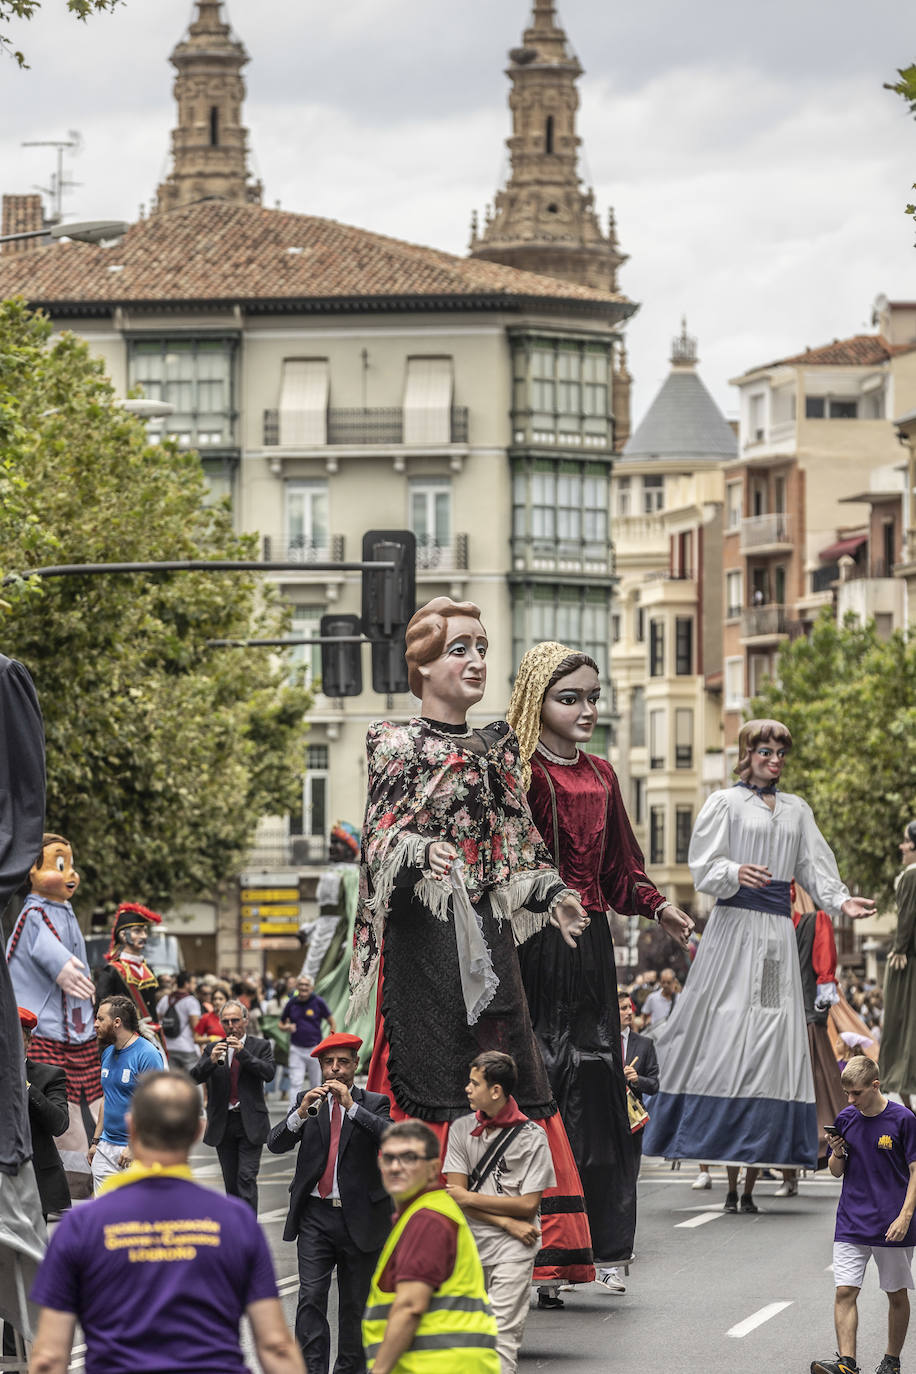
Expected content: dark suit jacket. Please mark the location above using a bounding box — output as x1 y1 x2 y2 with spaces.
268 1085 391 1253
25 1058 70 1216
190 1035 274 1146
624 1029 659 1101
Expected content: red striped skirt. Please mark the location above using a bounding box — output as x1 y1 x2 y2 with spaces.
29 1034 102 1104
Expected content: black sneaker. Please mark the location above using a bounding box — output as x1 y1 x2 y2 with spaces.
723 1191 738 1213
810 1356 859 1374
740 1194 759 1214
537 1289 564 1311
875 1357 901 1374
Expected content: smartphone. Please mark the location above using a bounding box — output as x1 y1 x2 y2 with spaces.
824 1123 846 1144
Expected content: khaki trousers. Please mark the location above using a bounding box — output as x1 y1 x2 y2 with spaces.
482 1257 536 1374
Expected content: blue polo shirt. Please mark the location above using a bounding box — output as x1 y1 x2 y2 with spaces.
100 1038 164 1145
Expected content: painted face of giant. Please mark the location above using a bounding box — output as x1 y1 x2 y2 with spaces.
539 664 600 756
30 841 80 903
122 924 149 954
418 615 488 711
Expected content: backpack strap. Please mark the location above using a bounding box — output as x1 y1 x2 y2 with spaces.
467 1122 527 1192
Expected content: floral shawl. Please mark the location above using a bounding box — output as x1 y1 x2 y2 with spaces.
348 717 575 1018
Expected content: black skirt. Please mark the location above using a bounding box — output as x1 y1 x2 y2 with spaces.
517 913 636 1263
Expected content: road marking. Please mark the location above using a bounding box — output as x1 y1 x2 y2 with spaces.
675 1210 722 1228
258 1206 289 1223
277 1273 299 1296
726 1301 793 1338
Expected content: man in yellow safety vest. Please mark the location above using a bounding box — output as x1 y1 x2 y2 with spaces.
363 1119 499 1374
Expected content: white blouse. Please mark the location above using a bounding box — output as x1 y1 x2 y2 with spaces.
688 786 851 917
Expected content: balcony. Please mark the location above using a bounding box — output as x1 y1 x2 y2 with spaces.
740 604 789 644
263 407 469 447
512 538 615 579
739 512 793 554
247 826 327 869
262 535 346 564
415 534 470 585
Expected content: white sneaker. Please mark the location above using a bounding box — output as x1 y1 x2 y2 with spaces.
691 1172 712 1190
596 1267 626 1293
773 1179 798 1197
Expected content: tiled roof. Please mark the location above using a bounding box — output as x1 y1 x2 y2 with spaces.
0 201 634 314
622 367 736 462
766 335 916 369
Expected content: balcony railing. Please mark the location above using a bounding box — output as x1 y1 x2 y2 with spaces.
416 534 469 573
262 535 346 564
739 513 793 551
811 564 839 593
263 407 469 446
247 827 327 868
513 537 615 576
741 604 788 638
843 559 893 581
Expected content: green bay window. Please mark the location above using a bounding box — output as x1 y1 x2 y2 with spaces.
129 336 237 451
511 335 612 449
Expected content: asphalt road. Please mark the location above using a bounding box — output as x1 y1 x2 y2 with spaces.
65 1097 904 1373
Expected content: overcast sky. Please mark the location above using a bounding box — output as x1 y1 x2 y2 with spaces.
2 0 915 423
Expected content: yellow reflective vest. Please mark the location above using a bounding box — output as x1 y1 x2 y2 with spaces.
363 1188 499 1373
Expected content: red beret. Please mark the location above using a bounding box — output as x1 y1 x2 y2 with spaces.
310 1031 363 1059
18 1007 38 1030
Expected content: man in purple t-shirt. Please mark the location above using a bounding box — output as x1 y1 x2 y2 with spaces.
811 1056 916 1374
28 1070 304 1374
279 973 335 1106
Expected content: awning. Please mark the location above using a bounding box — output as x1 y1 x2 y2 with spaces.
279 358 329 446
818 533 867 562
404 356 453 445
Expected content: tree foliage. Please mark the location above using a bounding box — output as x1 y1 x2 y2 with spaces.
1 0 119 66
886 64 916 223
752 612 916 907
0 298 311 912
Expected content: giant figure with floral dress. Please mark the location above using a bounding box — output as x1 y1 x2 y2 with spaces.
351 597 595 1285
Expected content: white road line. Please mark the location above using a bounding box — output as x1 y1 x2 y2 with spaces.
726 1301 793 1338
258 1206 290 1223
674 1211 723 1229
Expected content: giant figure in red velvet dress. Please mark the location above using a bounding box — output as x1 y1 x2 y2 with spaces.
508 642 693 1291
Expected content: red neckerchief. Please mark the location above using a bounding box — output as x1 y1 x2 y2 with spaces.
470 1095 528 1137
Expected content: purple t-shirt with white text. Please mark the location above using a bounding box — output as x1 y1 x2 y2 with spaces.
832 1100 916 1246
31 1177 277 1374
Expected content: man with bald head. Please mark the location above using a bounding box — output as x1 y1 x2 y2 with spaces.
642 968 680 1027
28 1070 303 1374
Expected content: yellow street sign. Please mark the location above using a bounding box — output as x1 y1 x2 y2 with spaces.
240 888 299 903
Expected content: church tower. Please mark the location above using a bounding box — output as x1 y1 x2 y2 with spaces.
154 0 262 214
469 0 626 295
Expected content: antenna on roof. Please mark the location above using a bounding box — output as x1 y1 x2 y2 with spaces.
22 130 81 223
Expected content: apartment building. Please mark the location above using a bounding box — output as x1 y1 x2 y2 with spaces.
611 324 735 909
723 330 916 753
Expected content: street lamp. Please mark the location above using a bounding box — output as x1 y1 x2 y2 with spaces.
0 219 129 247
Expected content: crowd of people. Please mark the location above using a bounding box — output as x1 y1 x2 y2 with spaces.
7 602 916 1374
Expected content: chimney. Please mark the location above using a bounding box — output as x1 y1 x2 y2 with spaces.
2 194 50 255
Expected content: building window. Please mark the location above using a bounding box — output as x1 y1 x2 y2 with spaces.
513 336 611 447
748 392 765 442
632 777 646 826
514 460 608 547
290 605 323 690
649 709 665 770
617 476 631 517
300 744 329 840
584 725 610 759
675 807 692 864
409 477 451 566
630 686 646 749
404 356 454 444
278 358 329 446
726 481 743 530
649 620 664 677
829 398 858 420
726 569 743 619
129 336 236 449
635 606 645 643
725 656 745 711
650 806 665 864
643 474 664 513
611 612 621 644
513 584 610 683
286 480 329 560
675 617 693 675
675 708 693 768
806 395 859 420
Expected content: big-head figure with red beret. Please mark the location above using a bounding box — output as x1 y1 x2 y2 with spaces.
94 903 165 1052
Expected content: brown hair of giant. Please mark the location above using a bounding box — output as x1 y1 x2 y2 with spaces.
380 1118 441 1159
130 1071 201 1152
840 1056 880 1090
34 833 70 869
404 597 484 699
734 719 793 781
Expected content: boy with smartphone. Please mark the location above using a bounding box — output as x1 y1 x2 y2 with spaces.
812 1056 916 1374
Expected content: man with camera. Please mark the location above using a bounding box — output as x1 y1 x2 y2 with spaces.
267 1031 391 1374
190 999 274 1212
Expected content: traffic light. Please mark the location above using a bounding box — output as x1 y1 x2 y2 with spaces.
362 531 416 695
319 614 363 698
